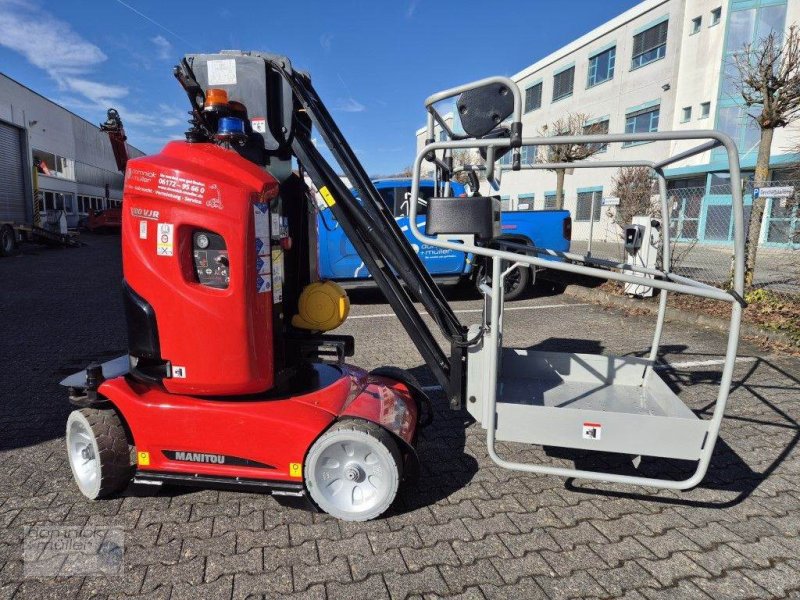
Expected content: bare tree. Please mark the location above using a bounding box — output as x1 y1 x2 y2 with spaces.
731 25 800 288
610 166 659 226
537 113 604 209
451 149 483 186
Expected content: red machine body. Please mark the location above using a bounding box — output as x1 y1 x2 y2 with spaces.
98 365 417 483
122 141 279 396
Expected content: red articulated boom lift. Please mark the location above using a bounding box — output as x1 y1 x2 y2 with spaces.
100 108 130 173
62 51 745 520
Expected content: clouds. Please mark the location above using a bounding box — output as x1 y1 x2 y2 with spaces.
320 33 334 53
334 98 366 113
151 35 172 60
0 0 185 149
406 0 419 19
0 0 106 78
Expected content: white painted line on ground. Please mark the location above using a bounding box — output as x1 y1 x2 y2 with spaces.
347 303 590 320
655 356 758 369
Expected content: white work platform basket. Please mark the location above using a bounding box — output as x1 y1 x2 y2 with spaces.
408 75 746 491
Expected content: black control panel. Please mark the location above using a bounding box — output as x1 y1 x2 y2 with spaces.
193 231 229 289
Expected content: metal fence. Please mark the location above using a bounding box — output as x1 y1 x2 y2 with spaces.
569 179 800 303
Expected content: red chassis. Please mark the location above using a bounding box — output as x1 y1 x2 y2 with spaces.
96 363 418 488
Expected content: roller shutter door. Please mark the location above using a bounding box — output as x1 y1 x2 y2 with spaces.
0 122 26 223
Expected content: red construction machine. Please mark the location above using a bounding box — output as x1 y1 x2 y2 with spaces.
61 51 745 520
61 52 443 521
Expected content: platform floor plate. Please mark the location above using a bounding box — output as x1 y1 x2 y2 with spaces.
490 350 708 461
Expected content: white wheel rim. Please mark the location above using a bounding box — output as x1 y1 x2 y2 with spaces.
309 433 396 518
67 416 100 496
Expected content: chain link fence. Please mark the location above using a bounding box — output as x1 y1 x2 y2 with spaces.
567 179 800 307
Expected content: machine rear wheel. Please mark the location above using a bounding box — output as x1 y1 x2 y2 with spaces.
305 420 402 521
66 408 132 500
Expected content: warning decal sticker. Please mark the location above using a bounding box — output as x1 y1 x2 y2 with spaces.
157 223 174 256
582 422 602 440
253 203 272 294
271 247 284 303
207 59 237 85
319 186 336 207
251 117 266 133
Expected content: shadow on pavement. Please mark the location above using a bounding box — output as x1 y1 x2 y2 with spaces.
556 346 800 509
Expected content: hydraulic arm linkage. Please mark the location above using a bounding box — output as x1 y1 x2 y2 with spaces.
277 67 471 407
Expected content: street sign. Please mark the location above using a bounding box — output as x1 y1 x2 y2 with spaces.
754 186 794 199
602 196 620 206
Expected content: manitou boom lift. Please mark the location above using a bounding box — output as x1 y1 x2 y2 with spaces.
61 51 745 520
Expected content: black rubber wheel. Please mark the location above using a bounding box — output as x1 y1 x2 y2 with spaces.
0 225 16 257
66 408 133 500
501 265 530 301
477 261 530 301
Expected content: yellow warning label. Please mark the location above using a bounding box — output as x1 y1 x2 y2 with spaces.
137 451 150 466
289 462 303 478
319 186 336 207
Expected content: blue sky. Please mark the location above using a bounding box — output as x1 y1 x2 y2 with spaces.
0 0 639 175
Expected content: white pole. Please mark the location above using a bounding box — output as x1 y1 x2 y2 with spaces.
587 195 596 257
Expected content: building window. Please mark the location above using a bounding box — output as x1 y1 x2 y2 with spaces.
587 47 616 87
438 130 447 142
524 82 542 113
517 194 534 210
690 17 702 35
552 66 574 101
520 145 535 164
624 105 660 146
576 190 602 222
681 106 692 122
710 7 721 27
32 149 75 180
717 105 760 154
631 20 668 69
700 102 711 118
544 192 557 209
583 118 609 153
723 4 784 54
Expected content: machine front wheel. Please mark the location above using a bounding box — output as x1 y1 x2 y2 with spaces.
305 420 402 521
66 408 132 500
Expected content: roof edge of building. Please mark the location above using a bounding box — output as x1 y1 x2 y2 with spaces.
0 71 146 156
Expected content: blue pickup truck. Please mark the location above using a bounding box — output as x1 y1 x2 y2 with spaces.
316 178 571 300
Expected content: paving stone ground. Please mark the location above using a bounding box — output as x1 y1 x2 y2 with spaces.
1 234 799 599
